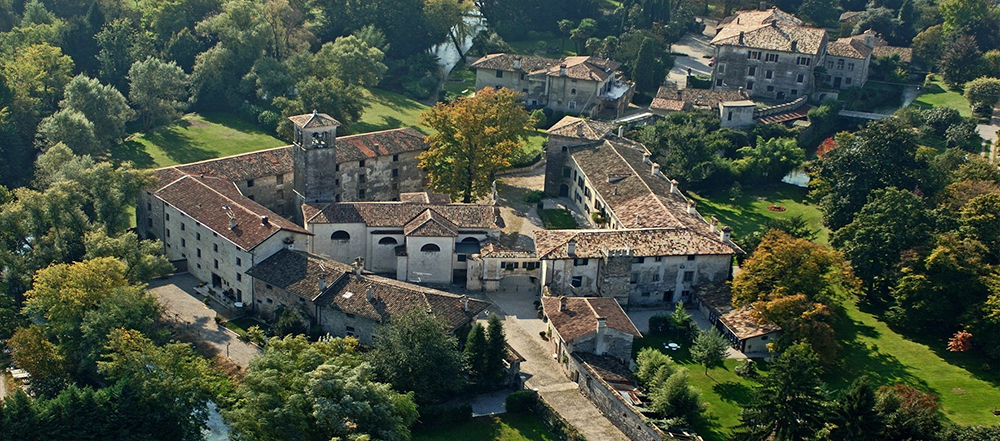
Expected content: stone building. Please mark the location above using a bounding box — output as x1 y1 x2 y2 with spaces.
823 32 874 89
301 192 504 285
465 241 539 292
470 53 635 118
246 249 490 345
542 296 641 366
709 8 828 101
650 85 749 116
691 282 781 356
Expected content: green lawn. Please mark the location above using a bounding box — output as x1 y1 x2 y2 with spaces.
414 414 558 441
539 209 578 229
112 113 286 169
443 66 477 100
353 88 431 135
687 184 828 245
223 316 268 337
911 75 973 118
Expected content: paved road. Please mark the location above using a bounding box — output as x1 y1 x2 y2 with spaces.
148 274 261 368
668 29 716 89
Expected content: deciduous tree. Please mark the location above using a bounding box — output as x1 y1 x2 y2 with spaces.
419 87 534 203
128 56 190 130
368 310 466 403
690 329 728 375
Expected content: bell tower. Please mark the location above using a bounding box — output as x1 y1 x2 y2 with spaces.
290 111 341 214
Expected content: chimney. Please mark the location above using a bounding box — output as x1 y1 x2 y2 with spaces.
366 284 375 302
618 125 624 137
559 296 568 312
643 153 651 164
567 240 576 255
791 40 797 52
318 277 327 293
353 257 364 275
514 56 522 70
651 163 660 176
676 89 683 100
759 1 766 10
710 216 719 233
559 64 567 76
669 179 679 194
596 316 607 354
596 316 607 333
687 200 698 215
261 215 270 227
460 295 469 312
721 226 732 243
739 31 744 45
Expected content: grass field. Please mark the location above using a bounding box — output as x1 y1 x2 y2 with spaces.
353 88 431 134
687 184 828 245
414 414 558 441
911 75 973 118
443 66 477 100
539 209 577 229
222 317 268 337
113 113 286 169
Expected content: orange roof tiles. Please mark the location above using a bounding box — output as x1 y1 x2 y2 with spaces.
542 296 641 342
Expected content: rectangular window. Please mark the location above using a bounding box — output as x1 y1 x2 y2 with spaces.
630 273 638 284
196 233 201 241
791 89 798 96
165 213 170 221
718 64 726 74
747 66 756 76
683 271 694 282
571 276 583 288
765 53 778 62
236 257 242 266
747 50 761 60
147 218 153 227
335 179 340 186
577 177 584 189
746 81 754 90
392 168 399 178
335 164 340 172
392 154 399 162
632 257 645 264
457 254 467 262
495 70 503 78
180 223 186 231
358 174 366 183
181 238 186 247
246 179 254 187
213 244 219 252
766 85 774 92
236 273 242 282
653 273 660 282
214 259 219 269
359 160 365 167
765 70 773 79
827 61 834 69
276 189 283 199
563 167 571 178
276 174 283 184
846 77 853 85
796 74 804 83
641 292 650 297
357 189 365 199
716 78 723 87
848 63 855 71
568 101 576 109
197 248 202 258
166 229 170 238
837 59 844 70
574 258 589 266
147 202 152 211
796 56 811 66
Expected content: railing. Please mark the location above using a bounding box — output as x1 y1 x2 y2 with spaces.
753 96 807 118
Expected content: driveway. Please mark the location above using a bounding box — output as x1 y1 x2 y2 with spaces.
148 274 261 368
667 30 716 89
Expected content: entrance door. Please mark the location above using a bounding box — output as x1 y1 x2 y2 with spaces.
833 77 842 88
776 91 786 100
558 184 569 197
211 273 222 288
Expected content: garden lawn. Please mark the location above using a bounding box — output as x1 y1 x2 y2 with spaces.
911 76 973 118
687 184 828 245
223 317 267 338
443 66 476 100
632 332 759 441
113 113 286 169
353 88 430 134
831 298 1000 426
539 209 577 229
414 414 558 441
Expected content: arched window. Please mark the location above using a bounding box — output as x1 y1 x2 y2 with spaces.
378 237 398 245
461 237 480 244
331 230 350 240
420 243 441 252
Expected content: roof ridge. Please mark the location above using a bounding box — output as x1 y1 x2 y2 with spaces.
159 144 291 172
606 141 681 227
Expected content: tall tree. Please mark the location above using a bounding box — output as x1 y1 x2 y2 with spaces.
418 87 534 203
314 35 387 87
483 314 507 388
733 342 827 441
128 56 190 130
632 37 662 93
58 75 133 149
828 377 883 441
226 335 418 441
35 111 102 156
939 34 982 86
690 329 728 375
734 137 805 185
368 310 466 403
464 322 487 381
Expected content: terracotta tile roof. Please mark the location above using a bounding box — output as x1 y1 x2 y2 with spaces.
534 228 734 259
694 282 781 340
650 98 688 112
546 116 616 140
153 146 293 186
840 11 863 23
655 86 749 110
872 46 912 63
826 37 872 59
476 240 535 259
542 296 641 342
246 249 489 331
155 175 310 250
755 104 812 124
288 111 341 128
712 9 826 55
470 53 559 73
305 201 504 230
400 192 451 204
403 209 459 237
335 127 427 163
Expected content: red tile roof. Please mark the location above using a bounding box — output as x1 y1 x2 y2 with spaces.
335 127 427 163
534 228 735 260
155 175 310 250
542 296 641 342
304 201 504 230
288 111 341 128
546 116 616 140
403 209 459 237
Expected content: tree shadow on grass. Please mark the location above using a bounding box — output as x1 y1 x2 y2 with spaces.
199 112 273 136
352 115 404 134
111 139 156 168
146 126 217 165
824 310 926 392
712 381 754 406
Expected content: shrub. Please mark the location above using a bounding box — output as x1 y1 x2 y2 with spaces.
506 390 537 413
416 403 473 428
649 313 671 334
923 107 962 136
734 359 759 379
524 190 544 204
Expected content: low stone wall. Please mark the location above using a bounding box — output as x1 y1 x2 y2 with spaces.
753 96 807 118
496 157 546 177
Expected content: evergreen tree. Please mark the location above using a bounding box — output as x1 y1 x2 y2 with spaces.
633 37 661 93
733 342 827 441
484 314 507 388
690 329 728 376
464 322 487 381
829 377 883 441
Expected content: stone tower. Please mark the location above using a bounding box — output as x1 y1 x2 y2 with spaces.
290 111 341 213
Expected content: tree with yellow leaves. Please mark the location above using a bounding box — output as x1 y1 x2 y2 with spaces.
419 87 534 203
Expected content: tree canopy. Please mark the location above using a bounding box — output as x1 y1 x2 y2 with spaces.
367 310 466 403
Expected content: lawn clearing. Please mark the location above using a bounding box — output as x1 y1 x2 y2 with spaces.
687 184 828 245
414 413 558 441
443 66 476 100
911 75 973 118
113 113 286 169
539 209 577 229
223 316 268 337
353 88 430 134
